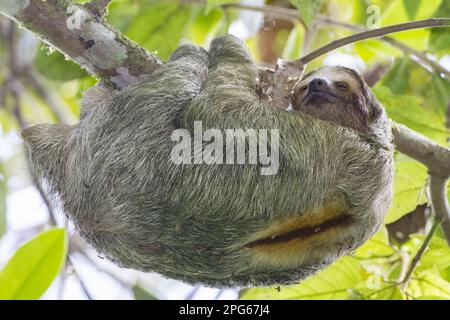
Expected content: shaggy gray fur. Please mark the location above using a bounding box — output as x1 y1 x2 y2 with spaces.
21 35 394 287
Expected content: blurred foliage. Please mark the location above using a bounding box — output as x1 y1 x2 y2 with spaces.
133 285 158 300
0 229 68 299
0 0 449 300
242 228 450 300
0 164 6 239
35 49 88 81
290 0 324 27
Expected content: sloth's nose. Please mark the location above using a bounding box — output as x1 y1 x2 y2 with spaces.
308 78 327 91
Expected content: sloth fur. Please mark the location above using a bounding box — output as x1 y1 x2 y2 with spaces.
21 35 394 287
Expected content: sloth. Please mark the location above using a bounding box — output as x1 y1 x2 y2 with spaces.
291 66 382 133
21 35 394 287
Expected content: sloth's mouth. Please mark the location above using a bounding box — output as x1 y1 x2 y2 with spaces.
244 199 353 251
303 90 340 103
245 214 353 248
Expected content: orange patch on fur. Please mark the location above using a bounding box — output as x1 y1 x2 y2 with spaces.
245 197 352 254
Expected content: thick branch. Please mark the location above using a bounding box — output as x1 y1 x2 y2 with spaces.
0 0 163 89
393 123 450 245
429 175 450 243
392 123 450 178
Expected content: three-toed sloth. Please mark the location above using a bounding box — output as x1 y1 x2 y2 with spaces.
22 35 394 287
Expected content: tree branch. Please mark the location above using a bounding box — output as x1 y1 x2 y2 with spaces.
401 218 441 288
429 175 450 242
298 18 450 64
0 0 163 89
391 123 450 178
212 2 450 79
84 0 111 19
393 123 450 245
316 17 450 79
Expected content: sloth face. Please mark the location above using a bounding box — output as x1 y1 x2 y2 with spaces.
292 66 381 133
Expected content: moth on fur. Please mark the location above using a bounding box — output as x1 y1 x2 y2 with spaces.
21 35 394 287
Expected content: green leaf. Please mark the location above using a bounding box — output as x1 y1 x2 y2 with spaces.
241 257 365 300
290 0 324 28
417 295 448 300
382 58 450 117
408 271 450 299
354 38 402 63
412 235 450 272
133 285 157 300
125 2 192 60
0 228 68 300
402 0 421 20
441 265 450 282
354 228 395 259
35 49 88 81
380 0 441 51
106 0 139 32
188 7 223 45
0 109 15 133
374 86 450 146
429 0 450 54
0 163 6 239
384 155 427 224
205 0 239 14
354 282 405 300
381 57 412 95
282 22 305 60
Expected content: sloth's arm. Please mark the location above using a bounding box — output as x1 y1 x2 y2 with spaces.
81 44 208 118
206 35 259 98
182 35 283 129
166 43 209 87
134 43 209 107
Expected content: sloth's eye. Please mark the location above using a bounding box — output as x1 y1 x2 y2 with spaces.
335 82 349 91
298 85 307 94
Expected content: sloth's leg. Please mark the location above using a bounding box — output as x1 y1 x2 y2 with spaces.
207 35 259 92
152 44 209 128
182 35 267 129
164 43 209 95
169 43 208 64
81 44 208 119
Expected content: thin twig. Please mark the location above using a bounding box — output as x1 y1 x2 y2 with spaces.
317 16 450 79
67 255 94 300
401 218 441 289
213 289 225 300
222 2 303 25
186 285 200 300
201 1 450 78
446 100 450 129
298 18 450 64
5 21 59 225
